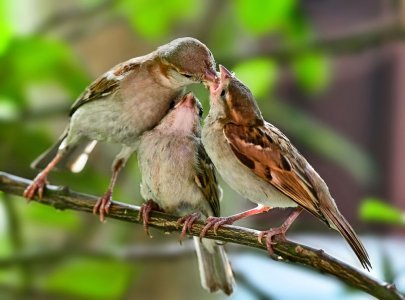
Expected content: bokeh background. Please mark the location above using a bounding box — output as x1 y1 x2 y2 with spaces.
1 0 405 299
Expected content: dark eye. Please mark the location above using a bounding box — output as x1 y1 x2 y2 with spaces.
220 90 226 97
181 73 192 78
198 107 203 118
169 100 176 109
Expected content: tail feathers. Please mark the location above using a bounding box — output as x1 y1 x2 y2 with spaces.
322 207 371 270
193 237 234 295
31 130 97 173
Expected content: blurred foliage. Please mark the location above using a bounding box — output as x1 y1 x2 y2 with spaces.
360 198 405 226
42 258 133 298
0 0 391 299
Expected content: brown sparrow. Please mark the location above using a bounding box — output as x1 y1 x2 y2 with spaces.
23 37 218 222
137 92 234 295
201 65 371 270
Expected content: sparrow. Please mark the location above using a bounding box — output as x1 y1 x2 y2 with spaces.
137 92 234 295
200 65 371 270
23 37 218 222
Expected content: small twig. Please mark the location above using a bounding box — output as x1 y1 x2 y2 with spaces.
219 24 405 65
0 171 403 300
35 0 117 35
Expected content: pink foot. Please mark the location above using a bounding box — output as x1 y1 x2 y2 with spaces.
176 212 201 244
200 216 236 237
138 200 160 237
258 227 287 256
93 189 112 222
23 174 48 200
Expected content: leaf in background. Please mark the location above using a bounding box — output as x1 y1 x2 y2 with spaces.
0 37 88 106
21 200 81 231
0 0 12 55
0 98 19 121
359 198 405 225
120 0 201 39
233 58 278 99
235 0 296 35
42 258 133 299
292 53 330 94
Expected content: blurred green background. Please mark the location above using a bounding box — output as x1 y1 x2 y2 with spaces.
1 0 404 299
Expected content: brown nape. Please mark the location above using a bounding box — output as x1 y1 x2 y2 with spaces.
227 78 264 126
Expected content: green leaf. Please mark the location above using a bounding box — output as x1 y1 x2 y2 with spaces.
359 198 405 225
120 0 201 38
233 58 278 98
292 53 330 94
0 0 12 55
235 0 296 35
0 98 19 121
0 37 88 106
42 259 133 299
22 201 81 231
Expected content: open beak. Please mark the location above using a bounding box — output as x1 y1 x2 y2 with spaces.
204 67 219 84
210 65 233 96
176 91 196 109
219 65 233 82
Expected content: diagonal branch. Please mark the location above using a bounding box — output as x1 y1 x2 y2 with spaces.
219 24 405 65
0 171 403 300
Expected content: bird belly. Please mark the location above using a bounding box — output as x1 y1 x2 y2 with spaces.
202 124 297 209
69 82 179 146
138 135 212 217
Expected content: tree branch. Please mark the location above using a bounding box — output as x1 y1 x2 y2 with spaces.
0 171 403 300
220 24 405 65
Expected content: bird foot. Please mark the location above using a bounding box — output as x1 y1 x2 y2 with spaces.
176 212 201 244
23 173 48 200
93 189 113 223
200 216 236 237
138 199 160 238
258 227 287 257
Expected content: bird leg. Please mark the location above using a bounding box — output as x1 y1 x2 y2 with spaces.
176 212 201 244
24 153 63 200
258 207 303 256
200 205 271 237
93 158 124 222
138 199 161 238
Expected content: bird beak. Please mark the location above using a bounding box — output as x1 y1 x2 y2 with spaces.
219 65 233 82
209 65 233 97
204 67 219 84
177 92 196 109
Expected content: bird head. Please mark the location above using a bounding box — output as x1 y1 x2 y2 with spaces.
157 92 203 135
158 37 217 86
208 65 263 126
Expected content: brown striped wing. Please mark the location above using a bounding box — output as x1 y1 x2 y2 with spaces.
223 122 322 218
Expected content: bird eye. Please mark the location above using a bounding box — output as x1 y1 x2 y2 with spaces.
198 107 203 118
181 73 192 78
169 100 176 109
220 90 226 97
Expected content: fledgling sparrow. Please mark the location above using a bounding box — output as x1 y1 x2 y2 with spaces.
23 37 218 222
201 65 371 270
137 92 234 295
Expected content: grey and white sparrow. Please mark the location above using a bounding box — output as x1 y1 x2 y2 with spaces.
201 65 371 270
137 92 234 295
23 37 218 222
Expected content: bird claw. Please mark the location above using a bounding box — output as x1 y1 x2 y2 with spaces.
259 227 287 257
93 189 113 223
138 200 160 238
23 174 48 200
176 212 200 244
200 216 235 238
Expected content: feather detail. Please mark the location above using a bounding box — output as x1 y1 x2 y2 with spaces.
223 122 371 269
195 144 221 217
